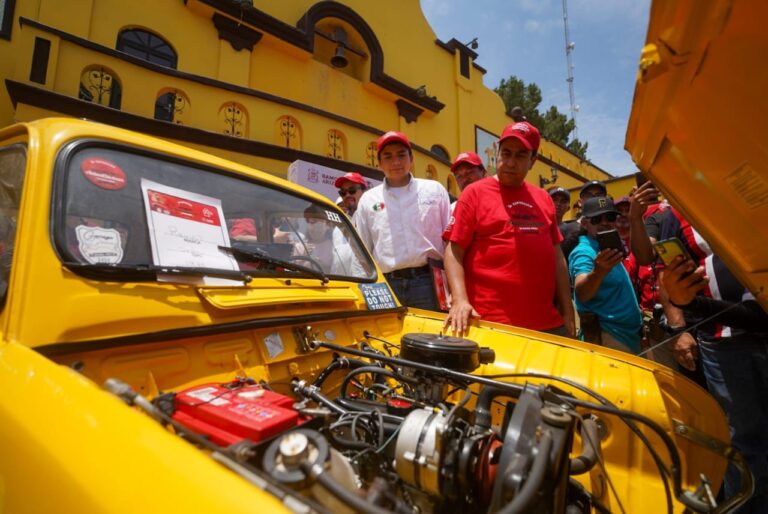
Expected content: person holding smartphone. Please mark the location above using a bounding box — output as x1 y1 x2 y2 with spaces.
568 197 643 353
632 202 768 510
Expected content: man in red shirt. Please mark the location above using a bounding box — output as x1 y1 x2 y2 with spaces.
442 121 575 337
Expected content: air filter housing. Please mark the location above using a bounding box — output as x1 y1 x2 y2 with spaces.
399 333 495 372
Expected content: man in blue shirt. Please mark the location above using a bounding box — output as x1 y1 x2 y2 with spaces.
569 197 643 353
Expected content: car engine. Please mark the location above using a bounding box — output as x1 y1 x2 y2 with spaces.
104 332 750 514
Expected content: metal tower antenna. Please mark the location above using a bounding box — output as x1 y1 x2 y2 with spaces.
562 0 579 140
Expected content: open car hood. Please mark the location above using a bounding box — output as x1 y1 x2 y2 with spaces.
625 0 768 309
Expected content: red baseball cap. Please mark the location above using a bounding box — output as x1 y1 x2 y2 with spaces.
334 172 367 189
499 121 541 154
450 151 484 173
376 131 412 152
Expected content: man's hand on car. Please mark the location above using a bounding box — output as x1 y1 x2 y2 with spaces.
443 298 480 336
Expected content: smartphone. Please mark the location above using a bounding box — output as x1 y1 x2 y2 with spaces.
653 237 692 266
596 229 625 256
635 172 649 188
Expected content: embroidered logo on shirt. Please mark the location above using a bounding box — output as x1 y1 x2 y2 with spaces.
372 202 386 211
506 201 534 209
506 200 546 233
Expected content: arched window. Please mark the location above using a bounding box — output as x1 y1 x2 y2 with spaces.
219 102 248 138
154 88 189 124
327 129 346 160
425 164 437 180
365 141 377 167
431 144 450 162
79 66 122 109
275 115 301 149
117 28 177 69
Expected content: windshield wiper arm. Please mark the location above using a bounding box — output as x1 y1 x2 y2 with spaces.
218 245 328 284
64 262 253 284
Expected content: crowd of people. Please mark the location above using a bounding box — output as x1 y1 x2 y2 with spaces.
335 119 766 512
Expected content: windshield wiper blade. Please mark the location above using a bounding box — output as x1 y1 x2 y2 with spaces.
64 262 253 284
218 245 328 284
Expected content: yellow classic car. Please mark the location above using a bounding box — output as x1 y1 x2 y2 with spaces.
0 116 748 514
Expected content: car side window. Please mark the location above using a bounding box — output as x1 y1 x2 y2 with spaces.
0 145 27 306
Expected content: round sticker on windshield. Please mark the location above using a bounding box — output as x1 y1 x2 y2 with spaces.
81 158 126 190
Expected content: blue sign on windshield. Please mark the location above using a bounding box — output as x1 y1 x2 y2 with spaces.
359 283 397 310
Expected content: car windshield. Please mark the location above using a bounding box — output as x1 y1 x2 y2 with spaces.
54 143 375 282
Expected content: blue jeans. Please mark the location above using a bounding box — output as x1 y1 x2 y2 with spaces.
387 273 439 311
699 337 768 513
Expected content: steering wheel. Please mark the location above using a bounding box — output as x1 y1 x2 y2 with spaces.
287 254 325 273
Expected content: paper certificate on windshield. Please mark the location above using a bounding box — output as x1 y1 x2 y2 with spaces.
141 179 238 270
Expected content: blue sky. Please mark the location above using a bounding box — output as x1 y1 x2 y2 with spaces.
421 0 651 176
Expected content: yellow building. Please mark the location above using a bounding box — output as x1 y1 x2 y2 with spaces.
0 0 611 195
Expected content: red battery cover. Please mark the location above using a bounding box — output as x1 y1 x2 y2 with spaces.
172 382 301 446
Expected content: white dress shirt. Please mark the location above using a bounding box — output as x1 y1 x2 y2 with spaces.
353 175 450 273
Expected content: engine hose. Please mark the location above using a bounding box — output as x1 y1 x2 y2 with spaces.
339 366 419 399
569 417 600 475
301 461 396 514
313 357 371 388
292 380 348 416
326 427 373 451
496 431 553 514
474 385 516 431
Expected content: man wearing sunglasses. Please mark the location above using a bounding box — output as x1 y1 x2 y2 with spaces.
334 172 368 216
450 152 486 195
568 196 643 354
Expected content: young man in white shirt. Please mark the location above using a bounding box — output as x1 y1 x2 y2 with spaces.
353 131 450 310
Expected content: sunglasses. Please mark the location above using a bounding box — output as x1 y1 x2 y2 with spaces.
588 213 618 225
338 186 362 197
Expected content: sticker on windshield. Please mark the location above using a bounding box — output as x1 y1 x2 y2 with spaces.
75 225 124 264
141 179 238 271
359 283 397 310
264 332 284 359
325 210 342 224
81 158 127 190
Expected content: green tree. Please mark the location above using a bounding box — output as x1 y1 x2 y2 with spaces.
494 76 588 159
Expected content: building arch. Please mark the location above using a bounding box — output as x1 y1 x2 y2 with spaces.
218 102 248 138
297 2 442 113
116 27 177 68
275 115 302 149
79 65 122 109
154 88 189 124
430 144 450 162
